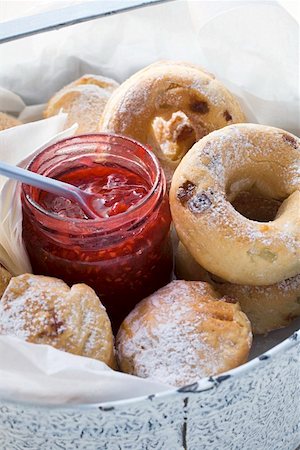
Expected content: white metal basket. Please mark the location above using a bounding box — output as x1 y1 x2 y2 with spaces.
0 2 299 449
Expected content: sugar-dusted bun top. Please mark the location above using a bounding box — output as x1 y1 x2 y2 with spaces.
100 60 246 183
0 274 116 368
117 280 252 387
170 123 300 285
44 73 119 135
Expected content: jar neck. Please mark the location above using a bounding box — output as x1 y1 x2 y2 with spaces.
22 134 167 241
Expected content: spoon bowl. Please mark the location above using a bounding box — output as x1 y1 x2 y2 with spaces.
0 161 107 219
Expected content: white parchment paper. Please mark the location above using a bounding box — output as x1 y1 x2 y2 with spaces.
0 114 76 275
0 0 299 404
0 335 172 405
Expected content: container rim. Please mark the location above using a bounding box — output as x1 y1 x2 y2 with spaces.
1 328 299 411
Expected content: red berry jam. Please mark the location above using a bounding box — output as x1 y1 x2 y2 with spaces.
22 134 172 331
39 166 150 219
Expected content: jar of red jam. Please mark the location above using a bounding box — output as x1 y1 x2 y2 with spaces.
22 134 172 330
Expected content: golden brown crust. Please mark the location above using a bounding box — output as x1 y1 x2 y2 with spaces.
176 242 300 335
100 60 246 183
116 280 252 387
0 265 12 298
69 74 119 92
44 74 119 135
0 112 22 131
0 274 116 367
218 277 300 335
170 123 300 285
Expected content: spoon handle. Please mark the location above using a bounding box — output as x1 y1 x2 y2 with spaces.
0 161 73 197
0 161 97 219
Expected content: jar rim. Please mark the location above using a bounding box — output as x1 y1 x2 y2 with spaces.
23 133 165 231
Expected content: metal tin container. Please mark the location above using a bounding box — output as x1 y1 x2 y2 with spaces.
0 2 299 449
0 331 299 449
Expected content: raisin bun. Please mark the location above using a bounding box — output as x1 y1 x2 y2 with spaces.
44 74 119 134
0 274 116 367
116 280 252 387
176 241 300 335
100 61 246 185
170 124 300 286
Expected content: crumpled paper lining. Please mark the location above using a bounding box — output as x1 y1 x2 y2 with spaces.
0 335 172 405
0 0 298 134
0 0 298 404
0 114 77 275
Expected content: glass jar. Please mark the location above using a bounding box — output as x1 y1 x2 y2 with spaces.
22 134 172 330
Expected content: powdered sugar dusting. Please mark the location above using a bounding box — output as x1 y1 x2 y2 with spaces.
0 274 69 341
117 280 252 387
195 125 300 190
179 124 300 259
198 190 298 254
45 74 119 135
59 85 111 134
277 274 300 292
0 274 114 366
101 61 245 165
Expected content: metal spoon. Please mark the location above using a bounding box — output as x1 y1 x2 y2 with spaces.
0 161 108 219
